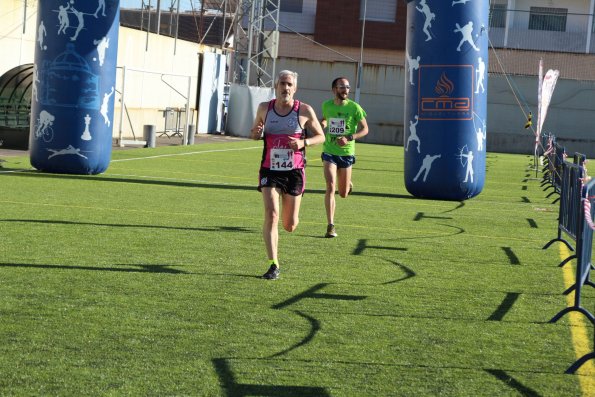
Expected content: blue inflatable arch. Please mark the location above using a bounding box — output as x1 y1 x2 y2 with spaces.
30 0 120 174
404 0 488 200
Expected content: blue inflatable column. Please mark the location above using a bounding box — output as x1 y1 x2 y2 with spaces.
404 0 488 200
30 0 120 174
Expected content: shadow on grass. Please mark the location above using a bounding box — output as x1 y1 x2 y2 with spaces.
2 170 257 191
212 358 330 397
268 311 320 358
501 247 521 265
485 369 542 397
413 201 466 220
1 171 416 200
441 201 465 213
0 262 188 274
0 219 254 234
487 292 521 321
212 358 547 397
413 212 453 221
272 283 366 310
381 259 416 285
352 239 407 256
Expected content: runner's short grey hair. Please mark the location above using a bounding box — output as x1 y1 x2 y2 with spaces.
275 70 298 86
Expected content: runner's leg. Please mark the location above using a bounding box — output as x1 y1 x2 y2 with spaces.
323 160 337 225
262 187 280 262
281 192 302 232
337 165 353 198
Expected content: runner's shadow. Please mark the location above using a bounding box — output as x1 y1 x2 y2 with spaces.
0 171 256 192
0 219 254 234
0 262 188 274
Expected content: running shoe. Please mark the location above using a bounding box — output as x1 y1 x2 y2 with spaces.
262 264 280 280
349 181 353 194
325 224 338 238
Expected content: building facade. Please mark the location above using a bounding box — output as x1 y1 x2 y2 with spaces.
252 0 595 156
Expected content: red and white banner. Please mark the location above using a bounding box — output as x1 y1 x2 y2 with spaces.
584 197 595 230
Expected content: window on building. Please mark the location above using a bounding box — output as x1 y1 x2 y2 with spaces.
360 0 397 23
266 0 303 13
529 7 567 32
489 4 507 28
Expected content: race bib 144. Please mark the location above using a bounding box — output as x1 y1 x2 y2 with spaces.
270 148 294 171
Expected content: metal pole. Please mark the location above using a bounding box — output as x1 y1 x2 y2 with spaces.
355 0 367 103
199 1 204 43
141 1 145 30
174 0 180 55
503 0 511 47
222 0 227 49
184 75 191 145
246 1 257 86
169 1 174 35
257 0 266 86
118 66 127 146
146 0 152 51
156 0 161 35
586 0 595 53
22 0 27 34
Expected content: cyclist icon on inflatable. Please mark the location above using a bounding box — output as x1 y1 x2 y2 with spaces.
34 110 55 142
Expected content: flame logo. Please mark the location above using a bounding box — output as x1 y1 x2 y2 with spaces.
434 72 454 97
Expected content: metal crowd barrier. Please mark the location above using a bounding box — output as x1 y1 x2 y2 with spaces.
542 154 586 266
556 178 595 374
540 133 554 179
542 142 566 203
539 134 594 374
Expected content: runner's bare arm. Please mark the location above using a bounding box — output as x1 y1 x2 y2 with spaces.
289 103 325 150
250 102 268 140
353 117 369 140
301 103 325 146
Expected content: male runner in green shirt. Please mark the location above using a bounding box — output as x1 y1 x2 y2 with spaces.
321 77 369 238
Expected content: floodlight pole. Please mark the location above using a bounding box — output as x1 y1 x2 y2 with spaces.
156 0 161 35
22 0 27 33
355 0 367 103
118 66 127 146
145 0 152 51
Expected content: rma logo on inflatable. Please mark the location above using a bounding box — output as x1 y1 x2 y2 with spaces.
418 65 473 121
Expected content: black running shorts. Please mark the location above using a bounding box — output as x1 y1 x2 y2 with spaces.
258 168 305 196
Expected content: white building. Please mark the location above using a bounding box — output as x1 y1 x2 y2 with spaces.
2 0 595 155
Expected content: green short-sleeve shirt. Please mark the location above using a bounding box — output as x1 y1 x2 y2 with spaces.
321 99 367 156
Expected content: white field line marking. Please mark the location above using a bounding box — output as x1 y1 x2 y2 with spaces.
0 169 32 173
111 146 261 162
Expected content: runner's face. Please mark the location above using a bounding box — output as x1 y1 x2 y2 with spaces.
334 79 350 101
276 75 296 103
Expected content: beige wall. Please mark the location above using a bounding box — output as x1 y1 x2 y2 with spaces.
272 56 595 157
0 0 37 77
0 2 212 142
114 27 203 141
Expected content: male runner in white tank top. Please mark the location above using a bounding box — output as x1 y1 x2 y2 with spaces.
250 70 325 279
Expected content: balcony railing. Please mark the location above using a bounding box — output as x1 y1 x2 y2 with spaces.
488 8 595 54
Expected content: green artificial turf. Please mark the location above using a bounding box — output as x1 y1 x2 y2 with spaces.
0 140 592 396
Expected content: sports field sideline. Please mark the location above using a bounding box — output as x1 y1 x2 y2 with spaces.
0 138 593 396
